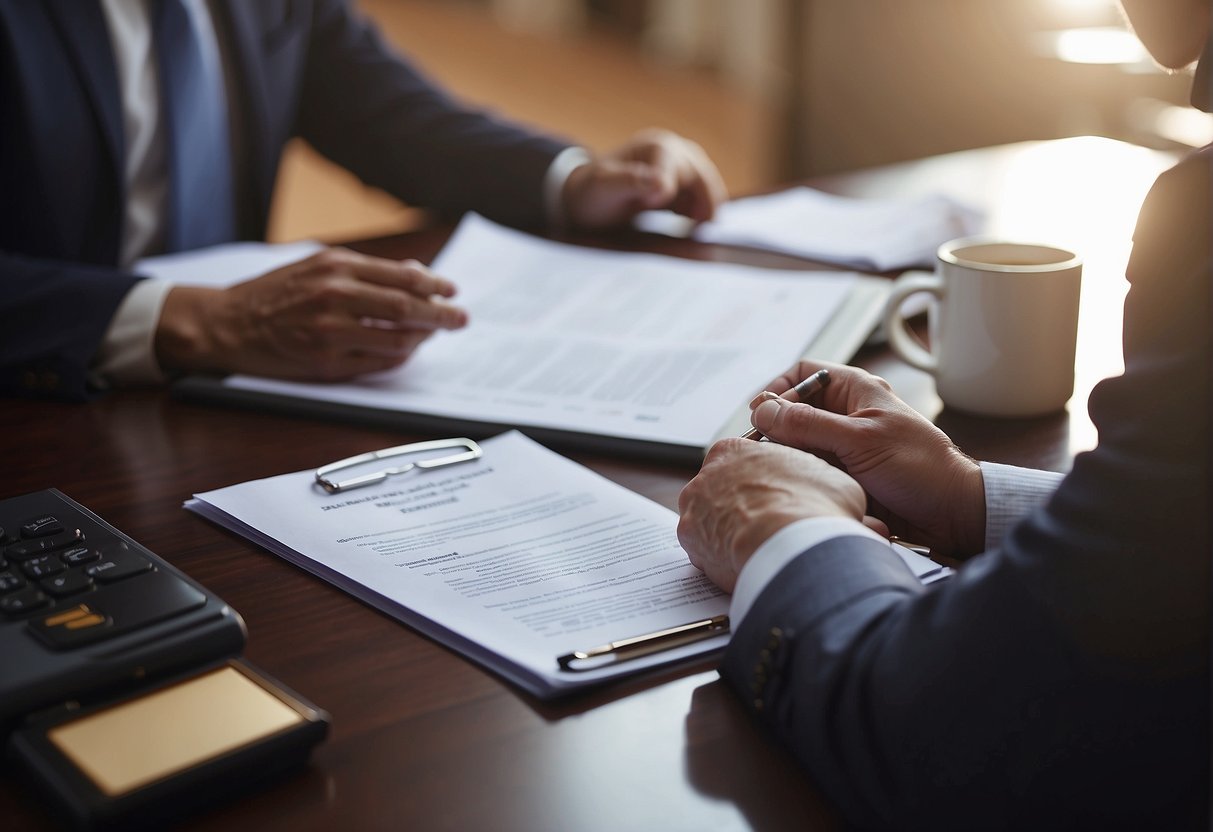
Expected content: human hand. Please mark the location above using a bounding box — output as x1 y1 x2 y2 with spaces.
561 128 727 230
678 438 867 593
155 249 467 381
749 360 986 557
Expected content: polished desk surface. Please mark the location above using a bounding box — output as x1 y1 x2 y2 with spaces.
2 138 1177 831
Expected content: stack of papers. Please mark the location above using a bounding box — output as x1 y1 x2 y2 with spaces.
637 187 984 271
166 215 891 461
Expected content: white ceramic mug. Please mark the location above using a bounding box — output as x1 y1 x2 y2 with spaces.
882 238 1082 417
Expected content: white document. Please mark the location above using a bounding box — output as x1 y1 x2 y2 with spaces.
636 187 983 272
187 431 730 697
216 214 866 451
186 431 946 697
135 240 324 287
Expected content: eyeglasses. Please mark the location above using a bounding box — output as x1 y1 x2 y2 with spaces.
314 438 483 494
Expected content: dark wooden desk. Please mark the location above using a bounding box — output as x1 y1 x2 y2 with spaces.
1 138 1176 831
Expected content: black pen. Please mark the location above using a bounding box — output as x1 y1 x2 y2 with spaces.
741 368 831 440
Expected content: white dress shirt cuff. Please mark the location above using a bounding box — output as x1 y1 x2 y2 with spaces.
544 146 592 229
979 461 1064 551
91 278 174 387
730 517 888 625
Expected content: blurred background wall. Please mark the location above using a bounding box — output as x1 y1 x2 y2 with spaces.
267 0 1203 243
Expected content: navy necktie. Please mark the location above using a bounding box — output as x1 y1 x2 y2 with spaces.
153 0 235 251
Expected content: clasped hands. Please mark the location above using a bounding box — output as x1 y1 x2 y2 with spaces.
678 361 988 593
154 129 726 381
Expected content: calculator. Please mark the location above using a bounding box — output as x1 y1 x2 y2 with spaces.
0 489 245 732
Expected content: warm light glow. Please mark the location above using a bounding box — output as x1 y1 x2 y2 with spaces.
1048 27 1148 65
984 138 1178 454
990 137 1168 254
1153 107 1213 147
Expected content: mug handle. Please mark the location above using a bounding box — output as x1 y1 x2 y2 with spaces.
883 270 942 373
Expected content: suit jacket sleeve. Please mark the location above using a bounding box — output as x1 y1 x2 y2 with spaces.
293 0 570 228
721 150 1212 831
0 251 141 399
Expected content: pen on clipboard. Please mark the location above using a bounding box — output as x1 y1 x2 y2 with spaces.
741 368 831 440
557 614 730 672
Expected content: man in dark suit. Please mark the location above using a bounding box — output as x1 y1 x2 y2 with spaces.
677 1 1211 828
0 0 725 399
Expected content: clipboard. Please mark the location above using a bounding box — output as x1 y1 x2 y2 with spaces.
186 431 736 699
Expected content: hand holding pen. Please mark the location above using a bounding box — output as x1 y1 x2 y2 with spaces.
733 360 986 557
741 368 830 440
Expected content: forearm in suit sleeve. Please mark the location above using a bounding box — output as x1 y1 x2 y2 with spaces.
719 152 1211 830
295 0 570 229
723 527 1207 830
0 251 142 399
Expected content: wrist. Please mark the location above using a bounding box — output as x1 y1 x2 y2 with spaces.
948 455 987 557
731 502 857 576
547 146 593 230
155 286 226 374
730 512 798 576
559 161 595 229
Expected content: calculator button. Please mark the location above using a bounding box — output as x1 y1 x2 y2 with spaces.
29 571 206 649
41 570 95 598
86 550 153 584
23 555 66 580
60 546 101 567
1 588 49 617
29 603 109 641
7 529 83 561
0 570 26 593
21 515 64 538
